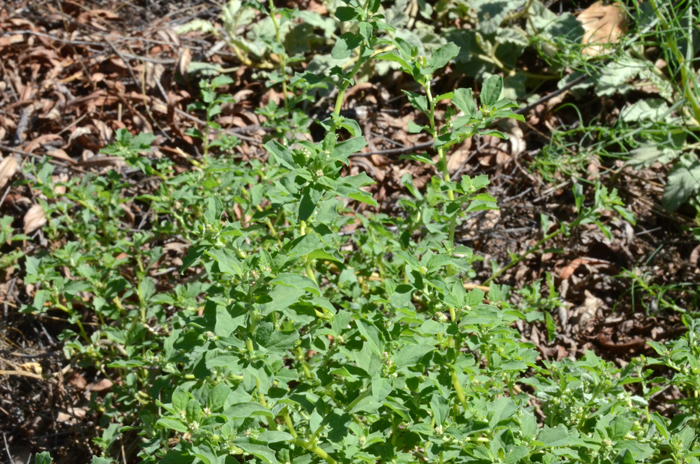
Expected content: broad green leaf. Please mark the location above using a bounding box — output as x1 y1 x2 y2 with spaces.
430 395 449 425
537 424 570 447
257 431 294 443
207 248 243 277
394 344 433 368
663 153 700 211
480 75 503 107
156 417 189 433
453 88 477 117
272 273 320 296
332 32 363 60
208 383 230 412
427 43 460 74
225 403 273 419
402 90 429 113
356 320 383 356
172 388 189 412
333 137 367 158
348 191 377 207
210 75 234 89
233 440 278 464
335 6 358 21
264 140 295 169
35 452 53 464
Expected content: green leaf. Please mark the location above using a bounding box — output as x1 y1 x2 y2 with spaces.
613 450 635 464
257 431 294 443
90 458 114 464
453 88 477 117
663 153 700 211
35 452 53 464
208 383 230 411
356 320 383 356
480 75 503 107
130 132 155 151
430 395 449 425
332 32 363 60
272 273 320 296
538 424 570 447
399 153 433 164
348 191 377 207
335 6 359 21
210 75 234 89
225 403 274 419
427 43 460 74
394 344 433 368
233 440 278 464
157 417 189 433
402 90 429 113
333 137 367 159
407 120 426 133
172 388 189 412
264 140 296 169
207 248 243 277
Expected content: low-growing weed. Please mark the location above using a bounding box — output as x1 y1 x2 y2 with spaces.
8 2 700 464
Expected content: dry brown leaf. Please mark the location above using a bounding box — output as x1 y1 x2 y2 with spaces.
93 119 114 144
178 48 192 81
577 1 627 56
0 156 19 190
89 378 113 393
67 126 93 145
559 257 611 280
690 244 700 267
24 204 47 235
23 133 63 154
575 290 603 327
45 149 75 163
53 173 69 195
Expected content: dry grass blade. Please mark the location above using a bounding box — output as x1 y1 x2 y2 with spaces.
23 204 47 235
577 1 627 56
0 156 19 190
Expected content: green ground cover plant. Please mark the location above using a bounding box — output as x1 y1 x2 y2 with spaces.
7 1 700 464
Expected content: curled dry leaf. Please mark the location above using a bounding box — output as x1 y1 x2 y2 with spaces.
24 203 47 235
0 156 19 189
577 1 627 56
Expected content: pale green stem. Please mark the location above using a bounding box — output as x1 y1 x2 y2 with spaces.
293 439 337 464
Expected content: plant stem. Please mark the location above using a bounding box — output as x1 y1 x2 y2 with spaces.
451 369 468 410
293 439 337 464
282 409 298 438
332 46 366 131
268 0 289 112
425 81 457 258
346 389 371 411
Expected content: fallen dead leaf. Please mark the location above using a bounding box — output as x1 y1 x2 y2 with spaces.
45 149 75 164
0 156 19 189
577 1 627 56
24 203 47 235
574 290 603 327
89 378 113 393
